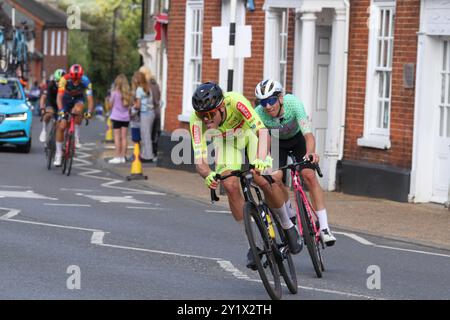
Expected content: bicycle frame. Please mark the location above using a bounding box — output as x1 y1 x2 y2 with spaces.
212 170 277 240
289 168 321 242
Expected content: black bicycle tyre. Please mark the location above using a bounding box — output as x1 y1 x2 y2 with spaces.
272 210 298 294
296 194 323 278
46 124 56 170
66 134 75 176
243 202 282 300
61 134 69 174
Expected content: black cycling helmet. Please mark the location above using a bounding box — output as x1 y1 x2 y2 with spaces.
192 82 224 112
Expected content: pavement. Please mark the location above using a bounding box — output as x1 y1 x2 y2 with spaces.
95 142 450 251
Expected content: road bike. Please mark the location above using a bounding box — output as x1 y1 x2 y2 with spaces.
211 167 297 300
61 112 88 176
8 23 29 77
41 111 57 170
0 26 9 72
279 153 325 278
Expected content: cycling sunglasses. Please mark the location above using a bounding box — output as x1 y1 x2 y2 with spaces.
260 96 279 108
195 107 219 121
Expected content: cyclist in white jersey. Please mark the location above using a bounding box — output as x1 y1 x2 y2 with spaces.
254 79 336 246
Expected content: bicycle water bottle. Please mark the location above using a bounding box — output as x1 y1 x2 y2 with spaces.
261 207 276 239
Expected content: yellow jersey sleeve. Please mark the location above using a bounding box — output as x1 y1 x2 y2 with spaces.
189 113 208 161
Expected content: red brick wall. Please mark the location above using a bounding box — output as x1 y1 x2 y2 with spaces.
285 8 296 94
344 0 420 169
201 0 221 84
165 0 186 132
165 0 268 132
42 28 68 80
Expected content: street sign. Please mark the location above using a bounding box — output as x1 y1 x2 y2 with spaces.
211 25 252 59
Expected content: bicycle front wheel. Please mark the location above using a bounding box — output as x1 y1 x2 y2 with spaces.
46 124 56 170
243 202 282 300
296 194 323 278
273 212 298 294
66 134 75 176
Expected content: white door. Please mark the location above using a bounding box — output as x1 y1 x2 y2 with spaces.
312 26 331 189
432 40 450 203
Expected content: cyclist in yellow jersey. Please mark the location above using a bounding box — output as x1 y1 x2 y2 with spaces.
190 82 302 269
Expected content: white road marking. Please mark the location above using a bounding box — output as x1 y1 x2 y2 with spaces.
91 231 106 245
44 203 91 207
334 231 450 258
81 195 147 204
61 188 94 192
334 231 375 246
0 190 57 200
0 208 20 219
205 210 232 214
374 245 450 258
3 217 101 232
126 207 168 210
217 260 251 280
0 185 32 189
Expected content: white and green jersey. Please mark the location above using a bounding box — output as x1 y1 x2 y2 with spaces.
255 94 312 140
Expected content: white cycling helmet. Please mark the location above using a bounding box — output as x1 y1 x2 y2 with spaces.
255 79 283 100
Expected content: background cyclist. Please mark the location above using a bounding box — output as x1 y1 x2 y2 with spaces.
39 68 65 143
254 79 336 246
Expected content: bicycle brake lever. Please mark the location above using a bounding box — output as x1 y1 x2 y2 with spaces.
316 164 323 178
210 174 221 203
211 188 219 203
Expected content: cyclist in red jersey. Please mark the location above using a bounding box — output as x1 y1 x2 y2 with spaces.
54 64 94 166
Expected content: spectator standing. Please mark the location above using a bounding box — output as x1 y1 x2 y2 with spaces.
131 71 154 162
139 66 161 159
108 74 132 164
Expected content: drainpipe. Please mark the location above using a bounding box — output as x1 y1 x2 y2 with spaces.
338 0 350 162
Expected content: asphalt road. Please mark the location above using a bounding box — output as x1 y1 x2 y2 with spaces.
0 115 449 300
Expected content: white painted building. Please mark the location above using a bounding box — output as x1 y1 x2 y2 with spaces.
263 0 350 192
410 0 450 204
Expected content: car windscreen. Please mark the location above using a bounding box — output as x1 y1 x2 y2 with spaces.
0 80 23 100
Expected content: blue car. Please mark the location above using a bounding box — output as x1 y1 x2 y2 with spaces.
0 76 33 153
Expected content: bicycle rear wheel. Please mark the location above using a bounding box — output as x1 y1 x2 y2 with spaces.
66 133 75 176
272 210 298 294
46 123 56 170
296 194 323 278
243 202 282 300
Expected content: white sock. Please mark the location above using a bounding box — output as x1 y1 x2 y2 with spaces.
56 142 63 156
272 206 294 230
41 123 46 134
316 209 329 231
75 125 80 140
285 199 295 219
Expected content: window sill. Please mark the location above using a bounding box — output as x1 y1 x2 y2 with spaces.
357 137 391 150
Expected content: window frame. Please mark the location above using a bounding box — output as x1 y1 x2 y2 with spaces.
264 8 289 88
358 1 396 149
180 0 204 121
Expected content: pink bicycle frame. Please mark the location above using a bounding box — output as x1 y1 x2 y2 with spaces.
290 168 321 240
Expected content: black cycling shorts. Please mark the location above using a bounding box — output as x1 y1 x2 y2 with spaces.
112 120 130 129
276 131 315 183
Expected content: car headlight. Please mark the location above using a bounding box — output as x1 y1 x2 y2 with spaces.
5 112 28 121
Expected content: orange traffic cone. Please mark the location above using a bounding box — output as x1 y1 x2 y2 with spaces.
126 142 148 181
104 116 114 143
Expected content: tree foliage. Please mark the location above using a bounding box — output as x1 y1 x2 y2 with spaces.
60 0 141 102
